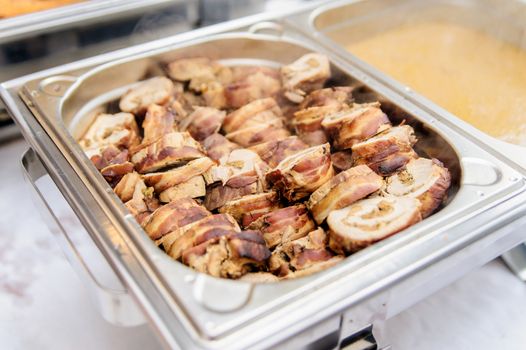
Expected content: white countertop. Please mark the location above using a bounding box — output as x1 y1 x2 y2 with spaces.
1 138 526 350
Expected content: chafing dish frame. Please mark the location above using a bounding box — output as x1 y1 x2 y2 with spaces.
2 7 526 349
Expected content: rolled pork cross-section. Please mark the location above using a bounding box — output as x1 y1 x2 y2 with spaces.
80 112 141 151
222 97 283 134
142 157 215 193
178 107 226 142
328 196 422 254
181 230 271 279
247 204 315 249
322 102 391 150
142 198 211 242
307 165 384 224
351 125 418 176
383 158 451 217
121 177 160 226
269 228 342 278
167 57 219 82
142 157 215 202
218 191 281 227
249 136 308 169
226 122 290 148
281 53 331 103
266 143 334 201
131 132 206 173
119 77 174 115
202 133 240 161
167 213 241 260
225 67 281 108
140 104 176 148
298 86 354 110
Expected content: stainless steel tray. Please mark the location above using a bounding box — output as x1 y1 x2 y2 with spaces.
0 0 198 44
287 0 526 169
2 9 526 349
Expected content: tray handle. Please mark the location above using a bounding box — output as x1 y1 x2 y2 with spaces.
21 148 146 327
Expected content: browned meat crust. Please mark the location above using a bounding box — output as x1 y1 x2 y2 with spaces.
182 230 271 278
247 204 315 248
266 143 334 201
248 136 308 169
269 228 338 277
383 158 451 217
142 198 211 241
307 165 384 224
218 191 281 227
351 125 418 176
322 102 391 150
131 132 205 173
119 77 174 115
328 196 422 254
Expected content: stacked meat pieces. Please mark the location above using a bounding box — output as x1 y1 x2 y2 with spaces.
79 52 451 281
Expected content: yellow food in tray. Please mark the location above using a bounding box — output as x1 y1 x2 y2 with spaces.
343 21 526 146
0 0 82 18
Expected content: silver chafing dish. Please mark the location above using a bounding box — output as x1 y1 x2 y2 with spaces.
2 1 526 349
287 0 526 283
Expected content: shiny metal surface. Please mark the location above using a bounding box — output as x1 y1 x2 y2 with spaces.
2 6 526 348
21 148 146 326
0 0 198 44
289 0 526 287
289 0 526 169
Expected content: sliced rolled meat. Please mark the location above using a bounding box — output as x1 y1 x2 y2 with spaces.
119 77 174 115
142 198 211 242
331 151 353 172
167 213 240 260
204 149 268 186
179 107 226 141
140 104 176 147
225 68 281 108
307 165 384 224
218 191 281 227
87 145 129 171
281 53 331 103
80 112 140 151
181 230 271 279
298 86 354 110
383 158 451 217
322 102 391 150
247 204 315 248
282 256 344 279
203 149 268 210
167 57 219 82
248 136 308 168
114 172 142 202
131 132 205 173
142 157 214 202
202 133 240 162
100 161 135 187
222 97 283 134
292 104 341 146
226 123 290 148
266 143 334 201
142 157 215 192
328 196 422 254
123 177 160 226
269 228 341 277
351 125 418 176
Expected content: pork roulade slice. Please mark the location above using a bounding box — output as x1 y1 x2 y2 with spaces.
328 196 422 254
